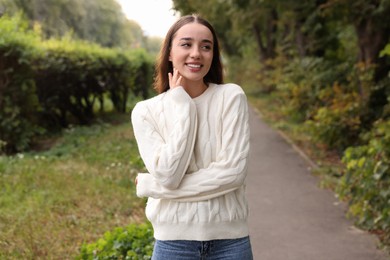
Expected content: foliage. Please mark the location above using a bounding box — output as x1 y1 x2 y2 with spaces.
0 14 44 153
0 117 146 258
305 85 362 151
173 0 341 60
173 0 250 56
321 0 390 82
230 18 385 152
35 38 153 128
337 119 390 245
303 60 389 151
78 223 154 260
35 38 116 127
144 36 163 57
0 14 153 154
381 43 390 57
278 57 348 119
0 0 145 48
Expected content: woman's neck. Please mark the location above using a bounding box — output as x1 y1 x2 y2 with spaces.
182 80 208 98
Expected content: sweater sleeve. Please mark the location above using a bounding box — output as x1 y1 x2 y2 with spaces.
136 89 250 201
131 87 197 189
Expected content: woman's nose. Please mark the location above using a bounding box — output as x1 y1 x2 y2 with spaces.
190 47 200 59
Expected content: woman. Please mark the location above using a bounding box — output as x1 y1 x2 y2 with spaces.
131 14 253 259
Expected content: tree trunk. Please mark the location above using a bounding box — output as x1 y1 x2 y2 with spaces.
266 8 278 59
253 8 278 64
253 24 266 63
355 18 390 81
354 16 390 121
294 22 306 58
0 58 9 109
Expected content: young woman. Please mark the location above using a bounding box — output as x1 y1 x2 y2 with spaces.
131 14 253 260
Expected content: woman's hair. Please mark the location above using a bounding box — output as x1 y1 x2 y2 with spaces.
153 14 223 94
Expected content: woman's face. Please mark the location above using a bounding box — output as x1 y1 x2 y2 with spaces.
169 23 214 85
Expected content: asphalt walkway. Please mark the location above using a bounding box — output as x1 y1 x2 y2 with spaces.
246 106 389 260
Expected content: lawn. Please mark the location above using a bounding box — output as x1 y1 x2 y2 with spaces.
0 114 146 259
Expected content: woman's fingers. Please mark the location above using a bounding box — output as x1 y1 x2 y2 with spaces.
169 68 183 89
168 72 173 87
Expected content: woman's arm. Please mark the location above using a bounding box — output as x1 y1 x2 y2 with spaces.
131 87 197 189
136 89 250 201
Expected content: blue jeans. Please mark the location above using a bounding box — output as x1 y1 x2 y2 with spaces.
152 236 253 260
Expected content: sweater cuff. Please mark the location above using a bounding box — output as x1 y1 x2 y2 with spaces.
169 87 192 104
136 173 157 198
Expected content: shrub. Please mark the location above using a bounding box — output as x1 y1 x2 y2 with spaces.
305 82 363 151
277 57 351 121
35 38 119 127
303 62 382 151
35 40 153 128
0 14 154 154
0 14 44 153
338 119 390 245
78 222 154 260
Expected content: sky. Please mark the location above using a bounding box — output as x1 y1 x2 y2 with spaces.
116 0 180 38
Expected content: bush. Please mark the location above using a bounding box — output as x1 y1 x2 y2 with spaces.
338 119 390 245
0 14 44 153
302 62 383 151
0 14 154 154
35 39 153 128
305 83 363 151
78 222 154 260
276 57 350 123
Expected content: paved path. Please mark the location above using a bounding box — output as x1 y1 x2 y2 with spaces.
246 106 389 260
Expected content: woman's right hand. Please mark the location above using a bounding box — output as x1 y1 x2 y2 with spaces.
168 68 183 89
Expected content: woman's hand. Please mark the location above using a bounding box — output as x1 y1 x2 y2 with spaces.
168 68 183 89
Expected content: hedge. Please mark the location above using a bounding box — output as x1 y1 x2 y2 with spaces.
0 15 43 153
35 39 153 127
0 15 153 153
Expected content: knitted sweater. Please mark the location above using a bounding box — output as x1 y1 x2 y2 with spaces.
131 83 250 241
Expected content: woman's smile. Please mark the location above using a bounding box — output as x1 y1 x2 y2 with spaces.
186 62 203 71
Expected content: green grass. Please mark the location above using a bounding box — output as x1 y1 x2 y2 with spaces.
0 114 146 259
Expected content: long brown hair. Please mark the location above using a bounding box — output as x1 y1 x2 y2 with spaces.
153 14 223 94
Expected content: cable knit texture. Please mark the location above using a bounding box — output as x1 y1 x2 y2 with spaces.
131 83 250 241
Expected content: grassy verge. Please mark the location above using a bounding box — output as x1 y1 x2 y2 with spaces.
0 113 146 259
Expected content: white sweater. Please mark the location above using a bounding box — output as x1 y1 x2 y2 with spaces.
131 83 250 241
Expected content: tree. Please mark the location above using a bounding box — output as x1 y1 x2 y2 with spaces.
0 0 146 48
323 0 390 81
172 0 241 57
171 0 337 63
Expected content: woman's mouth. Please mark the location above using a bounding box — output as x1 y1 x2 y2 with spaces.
186 63 203 71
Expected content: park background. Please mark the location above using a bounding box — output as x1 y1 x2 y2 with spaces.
0 0 389 258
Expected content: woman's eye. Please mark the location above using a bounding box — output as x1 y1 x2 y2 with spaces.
203 45 212 50
181 43 191 47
